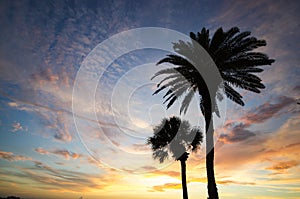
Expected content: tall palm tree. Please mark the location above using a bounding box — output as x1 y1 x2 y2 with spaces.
151 27 275 199
147 116 203 199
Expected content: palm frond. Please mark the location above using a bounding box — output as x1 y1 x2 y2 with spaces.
157 73 181 87
209 27 225 53
190 129 203 152
224 83 245 106
151 67 178 80
222 27 240 44
180 88 196 114
222 55 275 69
153 149 169 163
222 74 265 90
228 31 251 45
152 85 166 95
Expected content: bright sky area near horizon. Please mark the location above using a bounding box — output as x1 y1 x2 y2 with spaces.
0 0 300 199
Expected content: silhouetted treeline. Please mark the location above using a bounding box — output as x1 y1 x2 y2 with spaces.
0 196 21 199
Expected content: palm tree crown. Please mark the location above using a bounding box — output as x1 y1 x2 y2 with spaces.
147 116 203 163
152 27 275 115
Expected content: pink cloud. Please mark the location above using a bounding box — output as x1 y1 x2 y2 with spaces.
0 150 32 162
243 96 295 124
219 96 295 144
35 147 82 160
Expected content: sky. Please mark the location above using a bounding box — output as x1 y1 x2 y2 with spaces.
0 0 300 199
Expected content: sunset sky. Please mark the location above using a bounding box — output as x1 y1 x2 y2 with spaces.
0 0 300 199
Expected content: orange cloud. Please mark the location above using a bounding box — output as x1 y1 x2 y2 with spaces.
35 147 49 155
189 177 255 185
217 179 255 185
53 149 81 160
151 183 182 192
214 113 300 189
148 175 256 193
266 160 298 171
146 170 180 178
189 177 206 183
0 156 123 196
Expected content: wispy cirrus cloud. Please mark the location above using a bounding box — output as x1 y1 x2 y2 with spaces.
219 95 296 144
0 160 114 193
243 96 295 124
4 93 75 142
145 170 180 178
0 150 32 162
215 113 300 189
150 182 181 192
0 149 120 194
35 147 82 160
189 177 256 186
11 122 25 133
0 1 299 198
219 123 256 143
149 177 256 192
0 0 143 146
266 160 299 173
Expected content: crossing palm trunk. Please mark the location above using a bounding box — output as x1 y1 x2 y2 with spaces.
206 122 218 199
180 158 188 199
204 105 219 199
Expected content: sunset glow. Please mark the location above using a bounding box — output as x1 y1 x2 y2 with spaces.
0 0 299 199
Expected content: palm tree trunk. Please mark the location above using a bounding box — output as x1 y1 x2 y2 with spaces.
205 112 219 199
200 87 219 199
180 159 188 199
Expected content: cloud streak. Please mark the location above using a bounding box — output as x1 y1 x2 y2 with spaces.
11 122 24 133
219 95 296 144
266 160 299 172
0 150 32 162
0 150 120 194
243 96 295 124
35 148 82 160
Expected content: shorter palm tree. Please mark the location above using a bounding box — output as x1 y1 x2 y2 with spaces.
147 116 203 199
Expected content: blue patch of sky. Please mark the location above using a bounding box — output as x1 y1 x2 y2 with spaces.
98 49 169 89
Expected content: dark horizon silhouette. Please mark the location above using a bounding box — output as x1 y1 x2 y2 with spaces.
0 196 21 199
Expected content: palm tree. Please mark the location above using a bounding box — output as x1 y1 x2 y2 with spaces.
147 116 203 199
151 27 275 199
